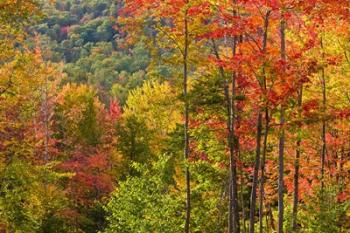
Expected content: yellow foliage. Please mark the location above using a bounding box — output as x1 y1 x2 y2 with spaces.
124 80 182 134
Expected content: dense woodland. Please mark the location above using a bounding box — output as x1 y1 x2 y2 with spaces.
0 0 349 232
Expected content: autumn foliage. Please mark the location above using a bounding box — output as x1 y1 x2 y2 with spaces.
0 0 349 232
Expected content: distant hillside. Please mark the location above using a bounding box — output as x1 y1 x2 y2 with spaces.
33 0 150 104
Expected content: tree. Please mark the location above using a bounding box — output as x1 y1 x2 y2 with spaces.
53 83 116 232
115 80 181 176
104 156 182 233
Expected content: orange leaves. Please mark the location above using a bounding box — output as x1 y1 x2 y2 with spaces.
165 0 186 13
200 25 245 39
88 153 109 170
121 0 148 16
188 2 211 16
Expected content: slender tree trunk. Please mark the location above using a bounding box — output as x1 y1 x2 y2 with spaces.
249 10 271 233
217 182 229 232
43 72 49 163
319 39 327 233
336 148 343 191
248 111 262 233
292 85 303 231
258 11 271 233
211 37 239 233
278 16 286 233
183 4 191 233
259 107 269 233
238 140 247 233
265 209 269 232
277 75 286 230
231 43 240 233
212 40 234 233
268 204 276 232
230 1 240 231
320 38 327 192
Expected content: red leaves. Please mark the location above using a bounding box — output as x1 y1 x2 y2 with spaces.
189 151 209 163
58 148 114 205
337 191 349 202
337 108 350 119
109 98 122 121
302 99 319 113
326 56 341 66
60 26 70 35
268 0 280 10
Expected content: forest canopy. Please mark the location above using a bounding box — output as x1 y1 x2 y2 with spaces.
0 0 349 232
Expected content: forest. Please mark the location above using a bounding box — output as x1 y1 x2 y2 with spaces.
0 0 349 232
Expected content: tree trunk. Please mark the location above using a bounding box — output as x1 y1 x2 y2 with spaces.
258 11 271 233
184 4 191 233
248 111 262 233
43 71 49 163
231 44 240 233
278 16 286 233
259 107 269 233
320 38 327 192
238 139 247 233
248 12 271 233
230 1 240 231
292 85 302 231
268 204 276 232
211 37 239 233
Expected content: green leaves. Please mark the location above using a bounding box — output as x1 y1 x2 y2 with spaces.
104 156 182 233
55 84 104 146
0 159 68 232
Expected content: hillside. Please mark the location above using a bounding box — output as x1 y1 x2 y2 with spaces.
34 0 150 104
